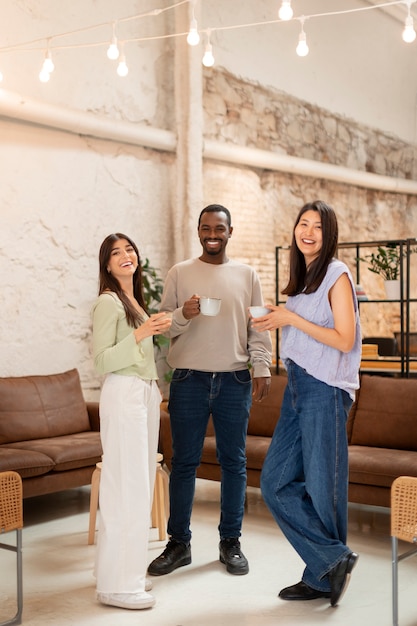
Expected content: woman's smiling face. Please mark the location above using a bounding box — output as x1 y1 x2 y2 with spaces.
294 209 323 265
106 238 138 280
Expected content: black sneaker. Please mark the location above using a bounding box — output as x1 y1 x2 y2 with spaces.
219 538 249 575
147 539 191 576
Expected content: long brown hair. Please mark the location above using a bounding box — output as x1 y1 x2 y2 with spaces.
282 200 338 296
98 233 148 327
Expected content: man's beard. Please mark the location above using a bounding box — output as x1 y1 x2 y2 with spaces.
203 240 222 255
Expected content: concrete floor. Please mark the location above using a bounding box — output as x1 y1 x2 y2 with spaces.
1 478 416 626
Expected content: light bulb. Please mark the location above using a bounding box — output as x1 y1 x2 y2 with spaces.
117 55 128 77
43 51 54 73
107 37 119 60
187 18 200 46
279 1 293 21
296 31 309 56
39 68 50 83
202 43 214 67
403 15 416 43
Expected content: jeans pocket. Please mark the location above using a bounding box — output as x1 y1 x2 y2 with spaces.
232 369 252 385
171 368 192 383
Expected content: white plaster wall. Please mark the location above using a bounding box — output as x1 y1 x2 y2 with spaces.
0 1 176 396
1 0 174 128
0 119 173 395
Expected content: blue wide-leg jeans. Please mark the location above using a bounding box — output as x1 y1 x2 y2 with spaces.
261 360 353 592
167 369 252 545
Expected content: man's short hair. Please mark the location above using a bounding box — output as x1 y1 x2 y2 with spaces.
198 204 232 227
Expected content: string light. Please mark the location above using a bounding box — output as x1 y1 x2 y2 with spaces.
38 40 55 82
402 1 416 42
39 67 51 83
278 1 293 21
187 0 200 45
43 49 55 74
187 18 200 45
107 22 120 59
117 46 129 76
296 17 309 57
0 0 413 81
202 30 214 67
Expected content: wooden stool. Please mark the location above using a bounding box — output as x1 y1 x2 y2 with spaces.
152 453 170 541
87 462 102 545
88 453 169 545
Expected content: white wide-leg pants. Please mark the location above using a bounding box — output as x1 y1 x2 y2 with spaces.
95 374 161 594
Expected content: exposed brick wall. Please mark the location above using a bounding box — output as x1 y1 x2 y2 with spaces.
203 68 417 355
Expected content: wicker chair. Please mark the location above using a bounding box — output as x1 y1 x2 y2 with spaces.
391 476 417 626
0 471 23 626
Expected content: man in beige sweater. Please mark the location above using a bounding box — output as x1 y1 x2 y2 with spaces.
148 204 272 578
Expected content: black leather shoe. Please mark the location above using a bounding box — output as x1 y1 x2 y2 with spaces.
219 538 249 575
147 539 191 576
279 581 331 601
329 552 358 606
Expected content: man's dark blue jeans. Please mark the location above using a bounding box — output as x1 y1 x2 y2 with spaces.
167 368 252 544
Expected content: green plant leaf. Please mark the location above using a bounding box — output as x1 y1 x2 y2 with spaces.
141 258 173 382
142 257 165 314
358 245 417 281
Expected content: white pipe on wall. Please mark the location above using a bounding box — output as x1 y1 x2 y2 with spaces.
203 140 417 195
1 88 416 195
0 89 177 153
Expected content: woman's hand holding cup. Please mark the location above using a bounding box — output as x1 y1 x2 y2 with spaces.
134 311 172 342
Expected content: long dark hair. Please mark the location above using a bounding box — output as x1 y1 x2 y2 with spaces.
282 200 338 296
98 233 148 327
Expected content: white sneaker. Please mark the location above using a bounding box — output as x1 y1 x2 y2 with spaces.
97 591 155 610
145 578 153 591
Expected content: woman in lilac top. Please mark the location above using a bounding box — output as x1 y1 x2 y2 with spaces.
251 201 361 608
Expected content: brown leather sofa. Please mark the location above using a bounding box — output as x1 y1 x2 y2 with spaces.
347 373 417 507
159 373 417 508
0 368 102 498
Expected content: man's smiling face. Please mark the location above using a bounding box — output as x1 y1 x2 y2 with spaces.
198 211 232 262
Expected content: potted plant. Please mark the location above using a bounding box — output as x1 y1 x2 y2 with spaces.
360 244 416 300
141 258 165 314
141 258 172 393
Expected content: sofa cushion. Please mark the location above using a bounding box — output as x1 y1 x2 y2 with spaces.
350 375 417 451
0 369 91 444
245 436 273 470
247 374 286 437
0 446 55 478
6 431 102 472
349 445 417 487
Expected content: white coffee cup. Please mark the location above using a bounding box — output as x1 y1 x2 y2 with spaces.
199 297 222 316
249 306 271 318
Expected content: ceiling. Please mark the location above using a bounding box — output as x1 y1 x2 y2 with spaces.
364 0 417 21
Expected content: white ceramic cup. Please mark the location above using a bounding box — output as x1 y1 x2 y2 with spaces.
249 306 271 318
199 297 222 316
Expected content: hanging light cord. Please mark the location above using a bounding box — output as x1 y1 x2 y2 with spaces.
0 0 414 78
0 0 412 54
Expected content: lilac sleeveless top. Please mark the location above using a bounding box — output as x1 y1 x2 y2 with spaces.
281 259 361 399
